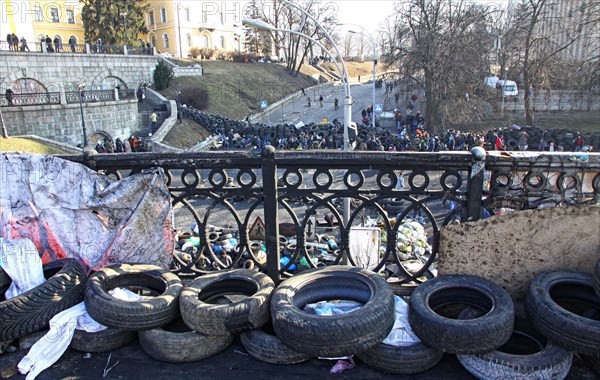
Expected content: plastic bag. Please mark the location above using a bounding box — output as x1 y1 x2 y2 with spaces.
381 296 421 347
0 238 45 299
18 289 143 380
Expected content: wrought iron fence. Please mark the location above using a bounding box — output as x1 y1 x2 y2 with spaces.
0 92 60 106
1 41 144 55
65 90 115 104
61 150 600 285
90 44 124 55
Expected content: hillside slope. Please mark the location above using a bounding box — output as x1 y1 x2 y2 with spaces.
163 61 317 120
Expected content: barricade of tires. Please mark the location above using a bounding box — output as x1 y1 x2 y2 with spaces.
3 260 599 377
0 259 88 342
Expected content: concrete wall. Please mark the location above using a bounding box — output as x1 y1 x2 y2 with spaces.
438 205 600 300
3 99 138 146
0 51 159 91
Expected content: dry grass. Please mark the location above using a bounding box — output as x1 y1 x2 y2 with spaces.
0 137 71 154
162 61 317 120
162 118 213 149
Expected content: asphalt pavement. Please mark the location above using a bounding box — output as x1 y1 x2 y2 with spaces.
8 334 597 380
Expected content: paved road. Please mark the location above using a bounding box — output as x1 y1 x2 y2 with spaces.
256 82 393 128
18 333 598 379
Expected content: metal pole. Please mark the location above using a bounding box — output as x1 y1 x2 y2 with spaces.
79 90 88 146
120 12 128 47
176 3 183 58
0 107 8 138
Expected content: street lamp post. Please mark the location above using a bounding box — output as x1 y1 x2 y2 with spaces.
76 82 88 147
120 12 128 47
243 11 353 230
242 18 352 150
345 26 377 129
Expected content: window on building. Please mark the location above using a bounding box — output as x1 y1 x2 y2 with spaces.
151 35 156 47
34 6 43 22
50 7 60 23
163 33 169 48
186 34 192 47
220 36 225 49
185 8 190 22
149 11 155 25
67 9 75 24
202 35 209 48
161 7 167 23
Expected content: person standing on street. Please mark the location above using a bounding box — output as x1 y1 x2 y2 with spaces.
150 111 158 131
334 98 339 110
319 95 323 107
518 131 529 151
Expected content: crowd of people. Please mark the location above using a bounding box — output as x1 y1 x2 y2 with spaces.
93 135 149 153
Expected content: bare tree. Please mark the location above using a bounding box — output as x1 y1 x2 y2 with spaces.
382 0 492 133
504 0 585 125
247 0 339 77
343 33 355 58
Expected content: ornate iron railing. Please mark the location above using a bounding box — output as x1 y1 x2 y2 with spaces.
0 92 60 106
65 90 115 104
62 150 600 285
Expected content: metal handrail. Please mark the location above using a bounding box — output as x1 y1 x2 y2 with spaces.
65 90 115 104
1 92 60 106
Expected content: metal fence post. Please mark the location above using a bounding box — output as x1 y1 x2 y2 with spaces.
466 144 487 221
261 146 281 284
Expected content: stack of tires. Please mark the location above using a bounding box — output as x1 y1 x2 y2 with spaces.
404 266 600 379
0 259 88 344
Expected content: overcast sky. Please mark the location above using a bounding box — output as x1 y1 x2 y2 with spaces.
333 0 396 33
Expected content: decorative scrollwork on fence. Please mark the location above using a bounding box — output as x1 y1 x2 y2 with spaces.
0 92 60 106
63 151 599 285
65 90 115 104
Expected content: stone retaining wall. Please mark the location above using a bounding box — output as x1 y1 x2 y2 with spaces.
0 51 158 91
3 100 138 146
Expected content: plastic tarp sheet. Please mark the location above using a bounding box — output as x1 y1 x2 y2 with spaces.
0 153 175 269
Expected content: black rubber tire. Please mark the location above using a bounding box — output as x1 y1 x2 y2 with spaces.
84 264 182 331
357 341 443 374
70 328 136 353
138 318 233 363
457 320 573 380
457 310 573 380
408 274 514 354
0 268 11 297
594 259 600 298
525 270 600 355
270 265 395 358
180 269 274 336
0 258 87 341
240 323 310 365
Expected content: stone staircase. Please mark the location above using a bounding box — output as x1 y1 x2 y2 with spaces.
133 92 169 137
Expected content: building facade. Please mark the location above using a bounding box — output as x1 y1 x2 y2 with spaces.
144 1 245 58
539 0 600 62
1 0 244 57
1 0 85 49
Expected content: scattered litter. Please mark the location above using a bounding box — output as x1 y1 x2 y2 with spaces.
83 353 92 359
233 350 249 356
329 357 355 374
102 353 119 378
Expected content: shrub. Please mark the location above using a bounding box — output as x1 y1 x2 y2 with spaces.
200 48 215 60
153 60 174 91
189 47 201 59
179 81 209 110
